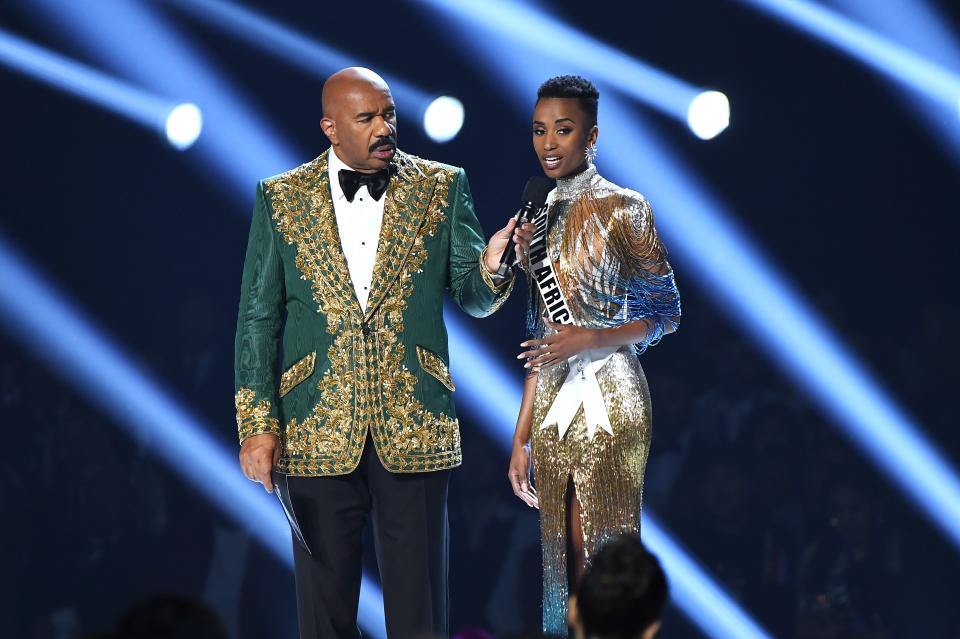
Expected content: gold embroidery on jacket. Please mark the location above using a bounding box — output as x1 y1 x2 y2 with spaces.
264 150 463 475
416 345 455 392
235 387 280 443
279 351 316 398
478 247 515 313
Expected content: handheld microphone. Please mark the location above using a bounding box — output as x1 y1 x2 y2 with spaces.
496 176 553 277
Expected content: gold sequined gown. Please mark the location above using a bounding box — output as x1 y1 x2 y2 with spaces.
526 165 680 635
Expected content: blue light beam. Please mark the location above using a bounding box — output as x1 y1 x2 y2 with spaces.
734 0 960 112
830 0 960 163
416 6 774 637
599 95 960 550
442 310 773 639
423 0 960 624
0 236 387 639
422 0 960 553
167 0 439 124
0 27 191 145
415 0 717 129
29 0 298 197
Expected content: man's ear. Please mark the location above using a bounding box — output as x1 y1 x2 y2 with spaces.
320 116 338 145
641 620 662 639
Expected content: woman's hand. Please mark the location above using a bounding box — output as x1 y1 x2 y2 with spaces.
508 441 538 508
518 320 600 370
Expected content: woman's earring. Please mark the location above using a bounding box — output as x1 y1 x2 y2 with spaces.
584 143 598 164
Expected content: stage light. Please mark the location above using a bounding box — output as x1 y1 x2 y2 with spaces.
28 0 296 197
416 5 773 638
597 95 960 551
442 309 773 639
0 27 193 145
423 0 960 626
423 96 465 143
828 0 960 162
165 0 458 141
734 0 960 112
444 309 524 441
415 0 727 137
165 102 203 150
642 513 777 638
0 234 389 639
23 1 387 632
687 90 731 140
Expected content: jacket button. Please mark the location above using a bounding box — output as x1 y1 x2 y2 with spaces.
362 324 370 336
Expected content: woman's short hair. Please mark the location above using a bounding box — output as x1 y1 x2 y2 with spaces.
537 75 600 127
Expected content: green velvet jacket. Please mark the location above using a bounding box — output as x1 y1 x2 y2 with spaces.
234 148 513 476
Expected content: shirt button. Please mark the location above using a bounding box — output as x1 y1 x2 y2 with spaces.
361 241 366 246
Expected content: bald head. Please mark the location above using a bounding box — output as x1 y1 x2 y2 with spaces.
320 67 398 173
322 67 390 118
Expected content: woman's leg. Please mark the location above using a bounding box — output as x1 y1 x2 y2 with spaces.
566 475 587 591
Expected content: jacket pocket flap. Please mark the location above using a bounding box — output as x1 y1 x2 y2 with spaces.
416 345 455 392
279 351 317 398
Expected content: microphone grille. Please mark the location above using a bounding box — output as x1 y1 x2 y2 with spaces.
521 176 553 207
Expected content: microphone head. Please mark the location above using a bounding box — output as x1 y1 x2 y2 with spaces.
521 176 553 208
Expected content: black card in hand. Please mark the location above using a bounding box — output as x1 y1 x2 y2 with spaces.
271 470 312 555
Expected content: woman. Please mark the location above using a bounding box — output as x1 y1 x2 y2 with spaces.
507 75 681 635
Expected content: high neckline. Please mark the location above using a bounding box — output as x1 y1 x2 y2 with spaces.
554 163 598 198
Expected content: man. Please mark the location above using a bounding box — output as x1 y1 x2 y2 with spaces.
234 67 532 638
569 536 668 639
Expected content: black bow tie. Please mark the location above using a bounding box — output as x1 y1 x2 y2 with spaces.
338 168 390 203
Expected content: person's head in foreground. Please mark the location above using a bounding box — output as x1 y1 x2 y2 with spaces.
569 535 668 639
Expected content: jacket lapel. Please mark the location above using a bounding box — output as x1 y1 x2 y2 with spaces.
363 151 435 322
306 150 365 322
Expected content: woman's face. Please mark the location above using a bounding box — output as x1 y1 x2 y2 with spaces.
532 97 598 179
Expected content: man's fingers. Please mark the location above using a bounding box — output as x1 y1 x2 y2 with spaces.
256 461 274 492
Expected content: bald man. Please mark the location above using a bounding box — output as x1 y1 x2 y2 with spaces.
234 68 532 638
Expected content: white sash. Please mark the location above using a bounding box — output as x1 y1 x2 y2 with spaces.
528 201 616 441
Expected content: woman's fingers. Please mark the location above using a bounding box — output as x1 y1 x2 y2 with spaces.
527 350 563 367
509 471 523 496
517 348 543 361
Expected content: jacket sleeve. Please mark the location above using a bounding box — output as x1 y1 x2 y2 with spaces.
446 168 514 318
234 181 285 443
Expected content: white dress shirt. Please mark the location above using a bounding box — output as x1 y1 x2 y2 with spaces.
328 149 385 312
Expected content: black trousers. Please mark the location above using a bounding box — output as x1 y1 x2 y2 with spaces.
288 434 450 639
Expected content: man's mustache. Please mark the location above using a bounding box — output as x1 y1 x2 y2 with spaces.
369 136 397 152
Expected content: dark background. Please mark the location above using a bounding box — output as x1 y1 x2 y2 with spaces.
2 1 958 637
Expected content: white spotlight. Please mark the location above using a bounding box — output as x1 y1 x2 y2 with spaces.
165 102 203 150
687 91 730 140
423 95 464 143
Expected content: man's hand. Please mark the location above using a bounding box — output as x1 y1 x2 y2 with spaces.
239 433 281 492
484 217 536 273
518 320 601 370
